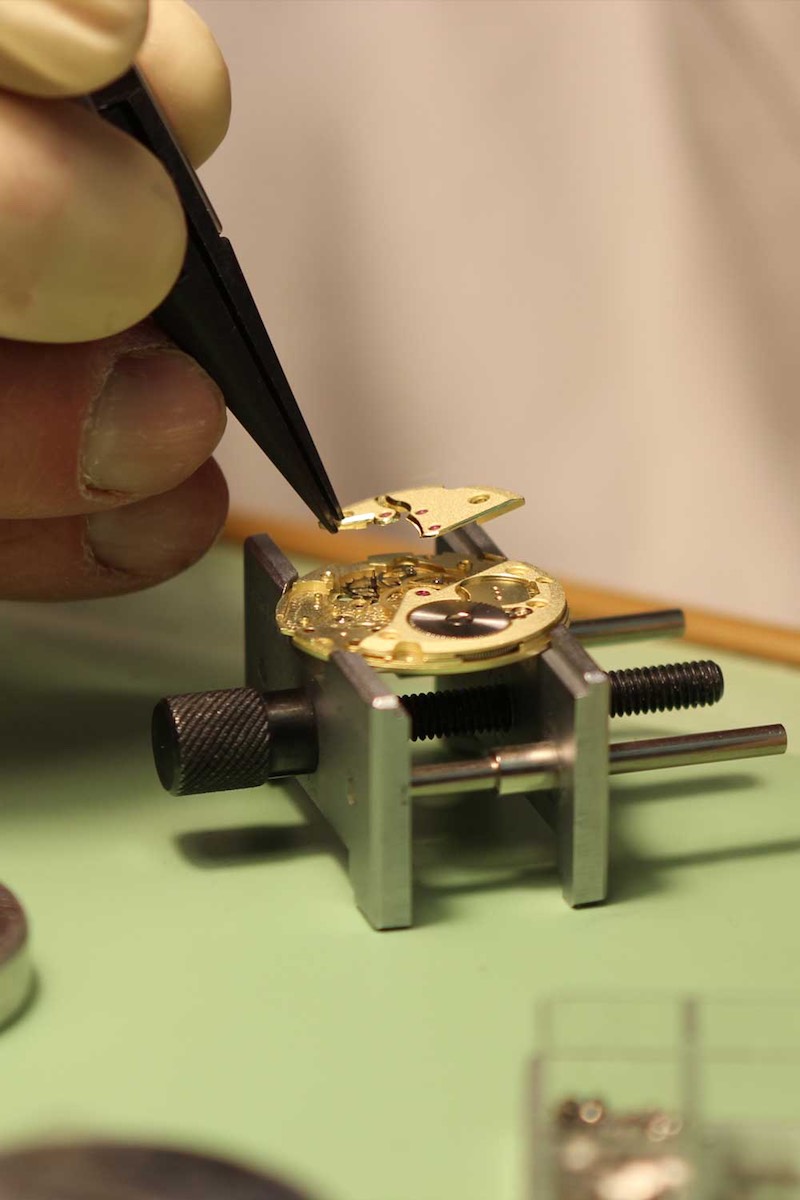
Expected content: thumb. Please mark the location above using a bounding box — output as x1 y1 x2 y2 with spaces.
0 0 148 97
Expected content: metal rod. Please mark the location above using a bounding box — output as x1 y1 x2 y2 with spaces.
570 609 685 645
437 523 504 561
609 724 787 774
410 725 787 797
411 743 560 797
495 744 562 795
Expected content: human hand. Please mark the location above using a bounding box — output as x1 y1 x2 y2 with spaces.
0 0 232 600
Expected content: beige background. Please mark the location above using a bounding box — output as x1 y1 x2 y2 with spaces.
192 0 799 627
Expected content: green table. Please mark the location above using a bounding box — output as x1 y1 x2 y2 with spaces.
1 543 798 1200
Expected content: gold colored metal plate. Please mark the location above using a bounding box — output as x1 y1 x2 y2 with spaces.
275 552 567 675
330 485 524 538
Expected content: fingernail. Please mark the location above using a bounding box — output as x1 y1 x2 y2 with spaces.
86 462 227 577
82 350 225 495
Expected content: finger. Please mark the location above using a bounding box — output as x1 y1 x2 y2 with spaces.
0 93 187 343
0 322 226 519
0 458 228 601
0 0 148 97
138 0 231 167
0 0 231 167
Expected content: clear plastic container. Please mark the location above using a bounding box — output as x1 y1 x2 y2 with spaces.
530 996 800 1199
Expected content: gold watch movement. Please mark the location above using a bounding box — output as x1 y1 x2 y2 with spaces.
278 484 568 675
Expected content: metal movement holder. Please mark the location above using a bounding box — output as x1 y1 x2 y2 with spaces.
154 526 787 930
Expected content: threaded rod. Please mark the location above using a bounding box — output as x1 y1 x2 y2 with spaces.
399 685 514 742
399 659 724 742
608 661 724 718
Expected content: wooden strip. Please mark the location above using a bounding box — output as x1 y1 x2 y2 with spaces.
223 513 800 666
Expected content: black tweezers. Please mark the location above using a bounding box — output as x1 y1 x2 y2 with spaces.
86 67 342 533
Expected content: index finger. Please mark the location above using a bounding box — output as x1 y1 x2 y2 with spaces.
0 0 232 343
137 0 231 168
0 0 230 167
0 0 148 96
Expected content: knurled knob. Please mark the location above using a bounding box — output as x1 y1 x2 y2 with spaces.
152 687 273 796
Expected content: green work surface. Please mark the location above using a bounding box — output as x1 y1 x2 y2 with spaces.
1 542 798 1200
